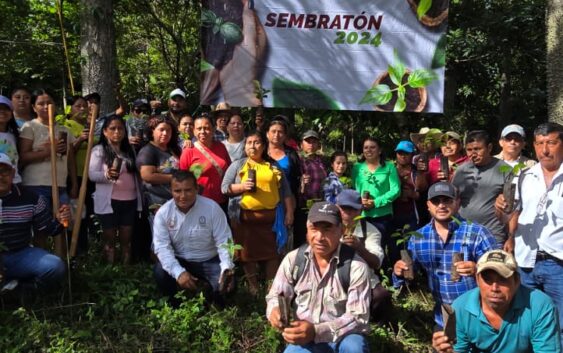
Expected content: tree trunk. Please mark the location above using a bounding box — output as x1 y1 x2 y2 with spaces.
547 0 563 124
80 0 118 115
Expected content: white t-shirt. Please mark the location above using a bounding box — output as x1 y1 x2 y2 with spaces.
20 119 75 187
0 132 22 184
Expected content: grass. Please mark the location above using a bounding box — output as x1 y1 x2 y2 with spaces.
0 240 434 353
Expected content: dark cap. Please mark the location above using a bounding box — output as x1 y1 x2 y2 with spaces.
428 182 457 200
308 201 341 225
335 189 362 210
302 130 319 140
133 98 149 108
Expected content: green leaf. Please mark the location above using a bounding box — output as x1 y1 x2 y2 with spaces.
220 22 243 44
394 96 407 112
212 24 220 35
407 69 438 88
201 9 216 27
272 78 340 109
388 50 406 86
397 85 406 102
200 59 214 72
359 84 392 105
417 0 432 19
498 165 513 174
431 34 447 69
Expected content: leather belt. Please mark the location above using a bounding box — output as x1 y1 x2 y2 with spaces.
536 251 563 264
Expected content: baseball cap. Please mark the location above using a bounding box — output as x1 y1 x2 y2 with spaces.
335 189 362 210
428 182 457 200
169 88 186 99
442 131 462 142
302 130 319 140
133 98 149 108
0 153 14 169
308 201 342 225
395 140 415 153
0 95 13 110
476 250 517 278
501 124 525 138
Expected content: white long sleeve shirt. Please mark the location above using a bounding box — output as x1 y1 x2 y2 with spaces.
153 195 234 280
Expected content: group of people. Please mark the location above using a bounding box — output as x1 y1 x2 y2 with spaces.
1 85 562 353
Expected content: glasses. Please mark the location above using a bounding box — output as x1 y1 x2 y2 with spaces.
429 197 454 206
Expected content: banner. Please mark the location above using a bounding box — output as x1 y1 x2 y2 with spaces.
200 0 448 113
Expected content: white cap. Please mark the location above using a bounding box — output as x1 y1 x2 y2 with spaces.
501 124 525 138
169 88 186 99
0 153 14 168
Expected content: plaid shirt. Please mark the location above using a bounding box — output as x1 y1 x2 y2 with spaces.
266 245 372 343
213 129 227 142
300 154 327 203
392 216 498 327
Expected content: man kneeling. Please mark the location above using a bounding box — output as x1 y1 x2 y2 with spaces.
152 170 234 305
432 249 561 353
266 201 373 353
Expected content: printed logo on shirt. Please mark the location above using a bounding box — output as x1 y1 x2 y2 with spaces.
199 216 206 225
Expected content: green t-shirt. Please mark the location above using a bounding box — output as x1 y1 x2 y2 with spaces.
351 160 400 218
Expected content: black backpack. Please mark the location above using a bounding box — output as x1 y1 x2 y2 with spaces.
290 243 356 292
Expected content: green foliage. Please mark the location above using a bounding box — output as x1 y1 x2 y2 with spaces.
417 0 433 19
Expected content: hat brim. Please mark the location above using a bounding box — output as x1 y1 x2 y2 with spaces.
477 264 514 278
308 215 340 225
336 201 362 210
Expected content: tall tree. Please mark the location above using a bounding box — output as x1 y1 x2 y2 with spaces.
80 0 118 114
547 0 563 124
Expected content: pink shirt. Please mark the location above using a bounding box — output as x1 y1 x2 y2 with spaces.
111 169 137 201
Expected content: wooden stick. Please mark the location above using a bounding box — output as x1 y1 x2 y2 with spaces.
48 104 64 257
70 104 98 257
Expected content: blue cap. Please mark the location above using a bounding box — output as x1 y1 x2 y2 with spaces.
0 95 13 110
336 189 362 210
395 140 415 153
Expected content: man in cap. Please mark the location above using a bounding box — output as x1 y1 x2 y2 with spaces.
266 201 373 352
432 249 561 353
394 140 427 232
127 98 150 150
452 130 511 245
213 102 231 142
393 182 498 328
0 153 70 293
496 122 563 346
495 124 536 169
294 130 328 248
167 88 187 122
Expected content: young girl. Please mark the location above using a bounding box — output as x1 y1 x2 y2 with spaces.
323 150 349 203
0 95 22 184
89 116 142 264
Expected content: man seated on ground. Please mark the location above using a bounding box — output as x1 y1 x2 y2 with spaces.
393 182 498 329
432 249 561 353
0 153 69 293
266 201 373 353
152 170 234 305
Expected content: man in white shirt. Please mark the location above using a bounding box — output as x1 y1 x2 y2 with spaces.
152 170 234 305
499 122 563 346
494 124 536 169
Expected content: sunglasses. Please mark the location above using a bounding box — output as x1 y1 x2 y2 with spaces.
429 197 454 206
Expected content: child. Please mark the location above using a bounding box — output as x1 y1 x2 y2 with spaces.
323 151 350 203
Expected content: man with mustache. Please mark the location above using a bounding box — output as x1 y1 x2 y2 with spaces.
266 201 373 353
497 122 563 347
452 130 511 246
432 249 560 353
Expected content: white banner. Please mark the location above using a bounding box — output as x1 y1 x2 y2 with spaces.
200 0 448 113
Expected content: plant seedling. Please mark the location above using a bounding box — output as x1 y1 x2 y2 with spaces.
201 9 243 45
359 50 437 112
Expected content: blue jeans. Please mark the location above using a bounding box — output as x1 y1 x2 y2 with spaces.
284 334 369 353
153 256 222 305
519 259 563 347
2 247 66 291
